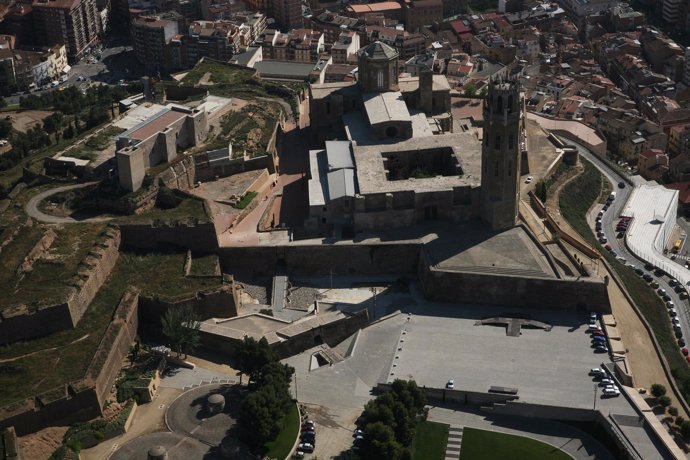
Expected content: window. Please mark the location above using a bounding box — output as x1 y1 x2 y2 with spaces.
495 135 501 149
508 134 514 150
508 95 514 113
508 160 512 176
496 95 503 114
326 101 330 114
377 70 384 89
495 161 499 177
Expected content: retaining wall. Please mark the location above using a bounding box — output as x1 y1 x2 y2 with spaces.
119 221 218 252
218 243 421 277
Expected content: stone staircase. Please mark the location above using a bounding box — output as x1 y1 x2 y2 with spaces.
317 344 345 365
182 377 236 391
445 425 464 459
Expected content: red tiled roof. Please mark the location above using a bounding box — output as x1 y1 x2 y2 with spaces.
665 182 690 203
449 19 471 35
640 148 663 159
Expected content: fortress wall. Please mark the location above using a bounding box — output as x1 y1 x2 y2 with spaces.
421 265 611 312
119 221 218 252
218 243 421 277
0 302 74 345
86 286 140 407
0 228 121 345
67 227 121 325
138 285 240 330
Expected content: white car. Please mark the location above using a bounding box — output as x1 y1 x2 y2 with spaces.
298 443 314 453
589 367 605 376
525 176 533 184
446 379 455 390
599 378 613 386
603 387 620 396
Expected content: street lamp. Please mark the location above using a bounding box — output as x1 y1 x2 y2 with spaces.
370 287 378 319
593 383 598 410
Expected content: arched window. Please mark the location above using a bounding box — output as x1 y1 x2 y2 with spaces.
508 95 514 113
377 70 384 89
494 135 501 149
496 95 503 114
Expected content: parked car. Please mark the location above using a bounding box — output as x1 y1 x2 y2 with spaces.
298 443 314 453
651 281 660 289
654 268 665 277
603 387 620 396
643 274 653 282
670 279 679 287
680 339 686 347
594 345 609 353
670 308 678 317
446 379 454 390
599 236 607 244
634 267 644 275
683 348 689 356
591 331 606 337
589 367 605 376
663 294 672 302
618 182 625 189
599 378 613 386
681 292 689 300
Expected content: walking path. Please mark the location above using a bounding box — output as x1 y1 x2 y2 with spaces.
25 181 110 224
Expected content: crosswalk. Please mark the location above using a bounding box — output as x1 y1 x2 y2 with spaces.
445 425 464 460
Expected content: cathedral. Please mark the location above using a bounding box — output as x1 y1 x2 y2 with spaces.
306 41 525 236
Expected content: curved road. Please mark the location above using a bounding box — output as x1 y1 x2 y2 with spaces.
25 182 112 224
560 137 690 354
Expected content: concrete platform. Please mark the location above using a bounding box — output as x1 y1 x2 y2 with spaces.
424 225 557 278
110 432 211 460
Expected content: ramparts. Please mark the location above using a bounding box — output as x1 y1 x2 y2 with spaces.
0 227 121 345
119 220 218 252
0 286 140 436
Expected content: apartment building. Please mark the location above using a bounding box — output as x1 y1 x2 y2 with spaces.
131 11 182 72
32 0 100 63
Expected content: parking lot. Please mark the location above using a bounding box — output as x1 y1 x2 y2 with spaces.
282 297 653 458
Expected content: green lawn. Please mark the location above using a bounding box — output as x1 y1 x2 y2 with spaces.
265 403 300 459
459 428 571 460
233 192 257 210
409 421 449 460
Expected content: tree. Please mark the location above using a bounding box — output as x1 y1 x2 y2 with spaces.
128 341 140 366
651 383 667 398
161 305 201 358
464 83 477 97
658 395 672 408
43 112 64 144
0 119 11 138
669 406 679 417
361 422 402 460
234 336 277 383
0 96 6 109
63 122 75 140
677 416 685 427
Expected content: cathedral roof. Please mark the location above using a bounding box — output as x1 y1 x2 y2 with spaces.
358 40 398 60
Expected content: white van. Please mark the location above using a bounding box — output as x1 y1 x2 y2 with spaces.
608 192 616 201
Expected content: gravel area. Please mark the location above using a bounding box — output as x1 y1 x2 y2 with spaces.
285 284 320 310
235 276 270 304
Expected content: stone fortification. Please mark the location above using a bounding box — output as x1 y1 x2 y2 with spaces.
0 227 121 345
0 287 139 436
119 220 218 252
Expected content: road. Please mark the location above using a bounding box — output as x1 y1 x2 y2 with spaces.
561 136 690 358
6 42 142 105
25 182 111 224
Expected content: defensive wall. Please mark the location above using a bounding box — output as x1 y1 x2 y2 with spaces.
419 254 611 312
0 227 121 345
218 243 421 277
119 220 218 252
0 287 139 436
138 284 241 337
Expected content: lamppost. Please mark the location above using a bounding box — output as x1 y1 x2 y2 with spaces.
370 287 378 319
593 383 598 410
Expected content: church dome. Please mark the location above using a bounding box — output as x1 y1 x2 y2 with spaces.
357 41 398 61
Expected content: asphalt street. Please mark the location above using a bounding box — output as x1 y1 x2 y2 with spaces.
561 136 690 356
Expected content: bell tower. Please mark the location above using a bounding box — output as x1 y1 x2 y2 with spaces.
480 78 522 231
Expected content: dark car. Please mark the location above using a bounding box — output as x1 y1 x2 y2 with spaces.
681 339 687 348
675 285 686 293
677 330 684 339
592 331 606 337
645 263 655 270
617 232 624 239
618 182 625 188
301 432 316 444
594 345 609 353
634 268 644 275
643 274 654 282
663 294 673 302
654 268 665 277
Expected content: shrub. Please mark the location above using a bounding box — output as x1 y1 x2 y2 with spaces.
677 416 685 426
658 395 672 408
669 407 679 417
651 383 667 398
681 420 690 439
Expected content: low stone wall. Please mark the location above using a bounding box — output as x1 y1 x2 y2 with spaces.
193 151 276 183
377 382 519 406
119 221 218 252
